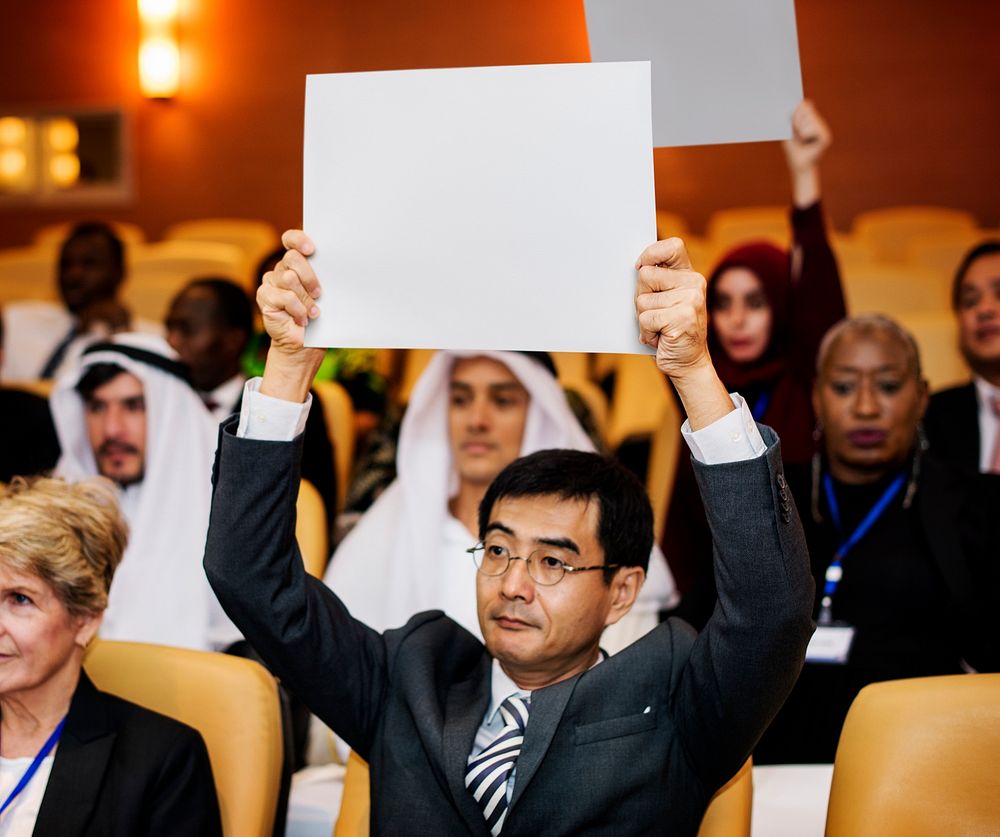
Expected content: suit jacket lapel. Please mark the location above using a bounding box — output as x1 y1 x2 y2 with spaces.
32 672 117 837
442 658 493 836
508 673 579 809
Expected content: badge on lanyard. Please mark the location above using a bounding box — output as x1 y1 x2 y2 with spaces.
807 471 907 665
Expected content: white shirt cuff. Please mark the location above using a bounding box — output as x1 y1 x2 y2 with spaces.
236 377 311 441
681 393 767 464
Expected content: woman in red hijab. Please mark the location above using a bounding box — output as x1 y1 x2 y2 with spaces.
665 101 846 627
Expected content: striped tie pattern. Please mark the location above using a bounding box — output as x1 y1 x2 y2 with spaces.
465 695 530 835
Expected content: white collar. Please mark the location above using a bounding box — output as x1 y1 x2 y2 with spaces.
201 373 246 414
973 375 1000 402
486 652 605 723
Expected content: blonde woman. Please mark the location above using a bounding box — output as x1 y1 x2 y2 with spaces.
0 476 221 836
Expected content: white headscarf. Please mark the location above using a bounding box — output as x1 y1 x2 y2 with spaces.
50 332 240 651
325 350 676 650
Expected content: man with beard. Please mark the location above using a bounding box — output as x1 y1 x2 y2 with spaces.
49 332 239 651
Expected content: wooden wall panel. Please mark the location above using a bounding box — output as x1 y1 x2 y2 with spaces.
1 0 998 256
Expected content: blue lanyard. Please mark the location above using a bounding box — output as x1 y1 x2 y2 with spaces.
751 390 771 422
817 471 906 625
0 716 66 817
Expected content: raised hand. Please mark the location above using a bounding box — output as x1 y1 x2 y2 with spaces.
257 229 326 401
634 237 732 430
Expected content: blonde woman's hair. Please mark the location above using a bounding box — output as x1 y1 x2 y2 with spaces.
0 476 128 617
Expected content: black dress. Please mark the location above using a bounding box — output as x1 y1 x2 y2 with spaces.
754 453 1000 764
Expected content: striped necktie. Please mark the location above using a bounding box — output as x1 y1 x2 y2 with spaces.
465 695 530 835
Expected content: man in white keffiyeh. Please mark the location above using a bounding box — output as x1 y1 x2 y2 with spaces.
49 332 240 651
325 350 678 652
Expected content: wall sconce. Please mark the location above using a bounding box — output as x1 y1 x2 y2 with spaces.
138 0 180 99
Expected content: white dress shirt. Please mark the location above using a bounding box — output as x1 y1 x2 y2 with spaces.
973 375 1000 472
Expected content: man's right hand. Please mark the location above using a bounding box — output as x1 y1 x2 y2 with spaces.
258 229 326 402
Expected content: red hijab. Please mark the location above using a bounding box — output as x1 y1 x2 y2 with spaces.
706 241 792 390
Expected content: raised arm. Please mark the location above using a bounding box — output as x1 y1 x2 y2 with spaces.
635 238 815 788
783 101 847 370
204 230 388 755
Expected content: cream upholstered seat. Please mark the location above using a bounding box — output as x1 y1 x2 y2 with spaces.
124 239 247 321
85 639 283 837
825 674 1000 837
706 206 791 252
32 220 147 251
851 206 978 264
335 753 753 837
296 478 330 578
0 245 58 306
311 379 356 513
164 218 280 281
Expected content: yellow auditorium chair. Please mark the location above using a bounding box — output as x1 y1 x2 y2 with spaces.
829 231 880 275
296 477 330 578
0 245 59 306
840 265 948 316
125 240 246 321
825 674 1000 837
397 348 436 404
851 206 978 264
164 218 280 283
560 374 610 446
645 394 683 543
904 227 985 280
705 206 791 252
311 379 357 512
4 378 55 399
894 311 969 392
32 220 146 251
85 640 284 837
549 351 590 381
335 754 753 837
606 353 672 452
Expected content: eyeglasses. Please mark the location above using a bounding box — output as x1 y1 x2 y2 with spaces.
466 541 618 587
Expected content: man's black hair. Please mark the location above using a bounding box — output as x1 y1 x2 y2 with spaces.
63 221 125 275
478 449 652 579
952 239 1000 309
183 277 255 339
76 362 128 401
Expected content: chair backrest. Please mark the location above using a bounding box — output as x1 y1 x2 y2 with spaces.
163 218 280 281
311 379 356 511
4 378 55 399
85 639 283 837
124 240 247 321
851 206 978 264
0 245 58 306
397 348 435 404
697 758 753 837
560 374 609 446
841 265 948 316
334 754 752 837
894 311 970 392
706 206 791 252
606 354 671 451
645 394 683 544
296 477 330 578
32 220 147 251
826 674 1000 837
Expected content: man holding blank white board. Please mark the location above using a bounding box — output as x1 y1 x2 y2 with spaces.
204 230 814 835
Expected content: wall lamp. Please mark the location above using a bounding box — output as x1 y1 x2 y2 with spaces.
138 0 181 99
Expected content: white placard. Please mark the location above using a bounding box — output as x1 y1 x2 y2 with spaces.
584 0 803 148
303 62 656 354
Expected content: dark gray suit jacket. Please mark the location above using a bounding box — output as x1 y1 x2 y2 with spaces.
204 422 814 836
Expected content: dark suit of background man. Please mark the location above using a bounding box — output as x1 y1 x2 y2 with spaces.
204 230 814 835
924 240 1000 473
